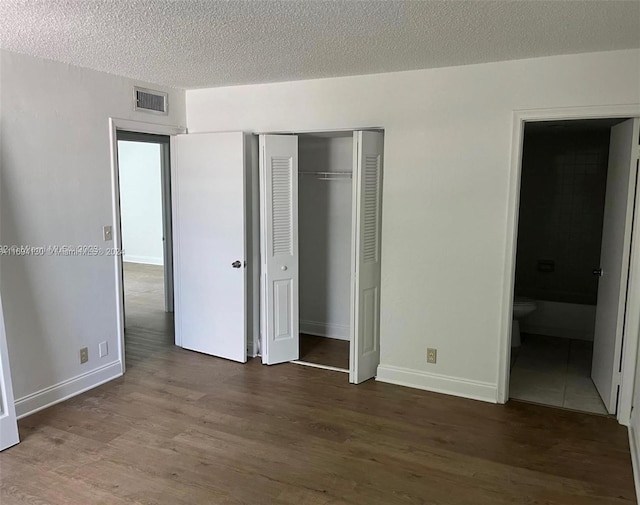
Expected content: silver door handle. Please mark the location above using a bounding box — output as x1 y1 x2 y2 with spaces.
281 265 287 271
593 268 603 276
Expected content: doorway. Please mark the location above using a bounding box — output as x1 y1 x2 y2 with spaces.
508 118 639 415
115 131 174 368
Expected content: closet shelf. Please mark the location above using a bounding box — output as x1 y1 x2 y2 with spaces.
299 171 352 181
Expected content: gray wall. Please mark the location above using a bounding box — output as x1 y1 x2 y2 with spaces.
0 50 185 415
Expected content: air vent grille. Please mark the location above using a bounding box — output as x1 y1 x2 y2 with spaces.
134 87 168 114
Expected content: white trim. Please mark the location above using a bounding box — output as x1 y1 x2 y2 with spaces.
110 118 185 136
123 256 164 266
377 364 498 403
291 360 349 373
300 319 350 340
254 127 382 135
498 104 640 408
628 426 640 503
14 361 123 419
109 118 186 369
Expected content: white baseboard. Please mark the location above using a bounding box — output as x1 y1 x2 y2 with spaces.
123 256 164 266
15 360 123 419
300 319 349 340
376 364 498 403
629 425 640 504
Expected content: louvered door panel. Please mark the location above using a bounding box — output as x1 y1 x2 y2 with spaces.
271 157 293 256
260 135 299 365
362 155 381 263
351 131 384 384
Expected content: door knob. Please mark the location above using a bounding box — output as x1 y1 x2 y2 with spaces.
593 268 603 277
232 261 242 269
281 265 287 271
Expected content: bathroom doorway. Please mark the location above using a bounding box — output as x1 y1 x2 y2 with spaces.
509 118 639 415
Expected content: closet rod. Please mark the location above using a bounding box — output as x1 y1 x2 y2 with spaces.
299 171 352 180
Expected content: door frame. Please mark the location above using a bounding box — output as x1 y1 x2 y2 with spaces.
498 105 640 425
108 118 186 372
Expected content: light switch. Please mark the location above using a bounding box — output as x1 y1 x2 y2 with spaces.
103 225 113 241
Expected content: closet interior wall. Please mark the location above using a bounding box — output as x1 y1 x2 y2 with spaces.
298 133 353 340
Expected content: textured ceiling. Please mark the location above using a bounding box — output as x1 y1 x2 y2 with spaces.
1 0 639 89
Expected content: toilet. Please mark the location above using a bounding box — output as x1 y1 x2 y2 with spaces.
512 297 537 347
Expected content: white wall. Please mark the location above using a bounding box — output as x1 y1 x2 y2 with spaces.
299 135 353 339
0 50 185 417
186 49 640 402
118 141 164 265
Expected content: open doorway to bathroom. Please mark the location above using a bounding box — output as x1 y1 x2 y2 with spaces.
116 131 174 368
510 118 638 415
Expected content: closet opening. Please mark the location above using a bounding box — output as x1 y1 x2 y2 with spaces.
258 129 384 384
293 132 354 373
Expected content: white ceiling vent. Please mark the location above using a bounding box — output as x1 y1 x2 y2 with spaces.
134 87 168 115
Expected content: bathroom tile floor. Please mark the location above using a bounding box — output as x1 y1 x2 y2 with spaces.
510 333 609 415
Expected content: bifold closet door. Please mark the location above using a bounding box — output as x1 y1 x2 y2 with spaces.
172 132 247 363
350 131 384 384
259 135 299 365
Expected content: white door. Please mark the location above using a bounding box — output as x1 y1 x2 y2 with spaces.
0 292 19 451
350 131 384 384
259 135 299 365
592 118 640 414
173 132 247 362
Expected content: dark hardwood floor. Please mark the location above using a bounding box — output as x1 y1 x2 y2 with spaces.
122 262 174 367
2 352 635 504
299 333 349 370
1 264 636 504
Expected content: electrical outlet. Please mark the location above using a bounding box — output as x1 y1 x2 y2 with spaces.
80 347 89 364
99 341 108 358
427 348 437 364
103 225 113 241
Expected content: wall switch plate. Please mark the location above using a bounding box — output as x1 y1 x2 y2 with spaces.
80 347 89 364
103 225 113 241
99 341 108 358
427 348 437 364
